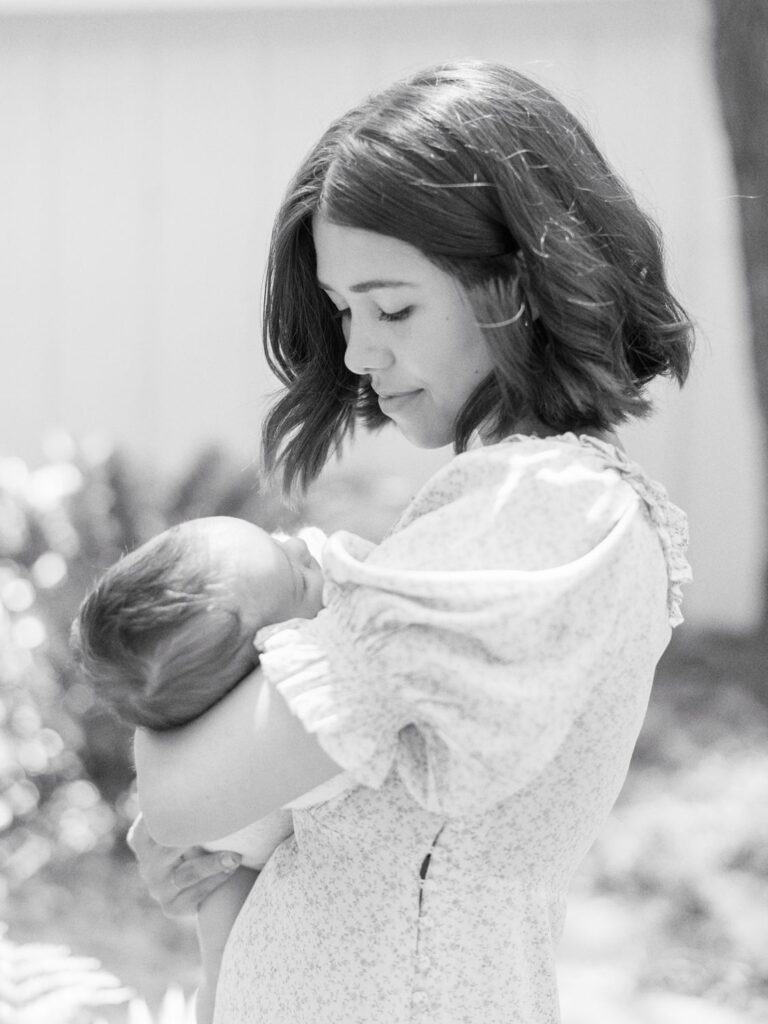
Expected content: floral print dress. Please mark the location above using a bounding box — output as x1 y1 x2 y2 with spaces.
213 434 691 1024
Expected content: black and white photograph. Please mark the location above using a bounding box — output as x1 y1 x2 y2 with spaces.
1 1 766 1022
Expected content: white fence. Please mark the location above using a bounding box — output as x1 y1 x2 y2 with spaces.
0 0 763 629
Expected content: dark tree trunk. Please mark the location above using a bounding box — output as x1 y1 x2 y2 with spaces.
712 0 768 628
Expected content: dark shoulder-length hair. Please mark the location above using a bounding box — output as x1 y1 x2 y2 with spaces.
262 60 694 492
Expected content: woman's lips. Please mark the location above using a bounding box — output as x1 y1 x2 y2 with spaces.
377 389 423 411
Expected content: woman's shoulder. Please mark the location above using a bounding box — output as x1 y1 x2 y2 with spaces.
372 434 688 609
383 433 645 571
402 432 632 508
404 432 685 519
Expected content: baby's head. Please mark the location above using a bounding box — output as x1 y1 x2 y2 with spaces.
71 517 324 730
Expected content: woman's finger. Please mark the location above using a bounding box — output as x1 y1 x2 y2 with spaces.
127 811 241 915
171 851 240 891
163 864 243 918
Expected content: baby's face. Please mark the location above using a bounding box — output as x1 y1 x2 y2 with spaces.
195 517 325 631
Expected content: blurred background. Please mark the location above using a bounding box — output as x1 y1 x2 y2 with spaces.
1 0 767 1022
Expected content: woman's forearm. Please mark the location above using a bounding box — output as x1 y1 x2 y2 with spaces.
196 866 259 1007
134 667 341 846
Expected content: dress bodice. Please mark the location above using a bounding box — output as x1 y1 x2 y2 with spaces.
214 435 690 1024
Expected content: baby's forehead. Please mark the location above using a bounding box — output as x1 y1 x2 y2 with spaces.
192 517 285 576
184 516 273 549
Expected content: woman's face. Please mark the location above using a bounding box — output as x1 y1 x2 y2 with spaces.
312 216 494 448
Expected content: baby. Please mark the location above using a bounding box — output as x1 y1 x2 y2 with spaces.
71 516 327 1023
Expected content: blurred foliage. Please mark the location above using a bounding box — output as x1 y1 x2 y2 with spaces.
0 433 311 896
576 665 768 1020
0 920 198 1023
0 923 132 1024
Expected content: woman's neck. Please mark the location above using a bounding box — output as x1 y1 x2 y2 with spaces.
480 417 624 451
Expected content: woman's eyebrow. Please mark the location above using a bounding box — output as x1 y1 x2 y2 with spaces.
318 279 413 293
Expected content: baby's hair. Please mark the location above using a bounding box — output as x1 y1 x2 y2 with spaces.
262 59 694 492
71 525 259 730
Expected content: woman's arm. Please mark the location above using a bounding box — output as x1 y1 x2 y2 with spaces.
195 867 259 1024
135 667 341 847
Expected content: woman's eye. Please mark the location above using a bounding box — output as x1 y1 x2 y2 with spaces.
377 306 413 323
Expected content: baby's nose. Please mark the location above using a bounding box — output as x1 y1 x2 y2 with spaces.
295 526 326 563
283 537 311 564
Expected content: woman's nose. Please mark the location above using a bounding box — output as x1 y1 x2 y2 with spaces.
342 317 393 375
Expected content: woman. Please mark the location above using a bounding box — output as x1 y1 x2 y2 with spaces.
129 60 693 1023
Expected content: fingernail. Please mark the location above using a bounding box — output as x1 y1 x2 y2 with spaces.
220 853 241 870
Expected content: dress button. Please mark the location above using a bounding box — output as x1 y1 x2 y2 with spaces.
422 879 437 893
417 954 431 972
412 990 429 1008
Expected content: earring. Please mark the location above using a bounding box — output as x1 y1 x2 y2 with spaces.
479 298 532 329
478 301 527 329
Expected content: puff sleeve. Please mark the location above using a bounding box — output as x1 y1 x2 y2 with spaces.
256 436 691 817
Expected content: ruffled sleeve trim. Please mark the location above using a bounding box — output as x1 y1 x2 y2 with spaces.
256 619 400 792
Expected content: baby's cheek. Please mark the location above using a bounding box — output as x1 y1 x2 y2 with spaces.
305 583 325 618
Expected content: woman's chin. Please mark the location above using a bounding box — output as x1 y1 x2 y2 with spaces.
390 419 454 450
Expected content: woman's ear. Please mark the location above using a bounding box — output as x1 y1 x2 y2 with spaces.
470 263 537 330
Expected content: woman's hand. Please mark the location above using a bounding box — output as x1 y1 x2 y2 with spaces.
126 813 242 918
